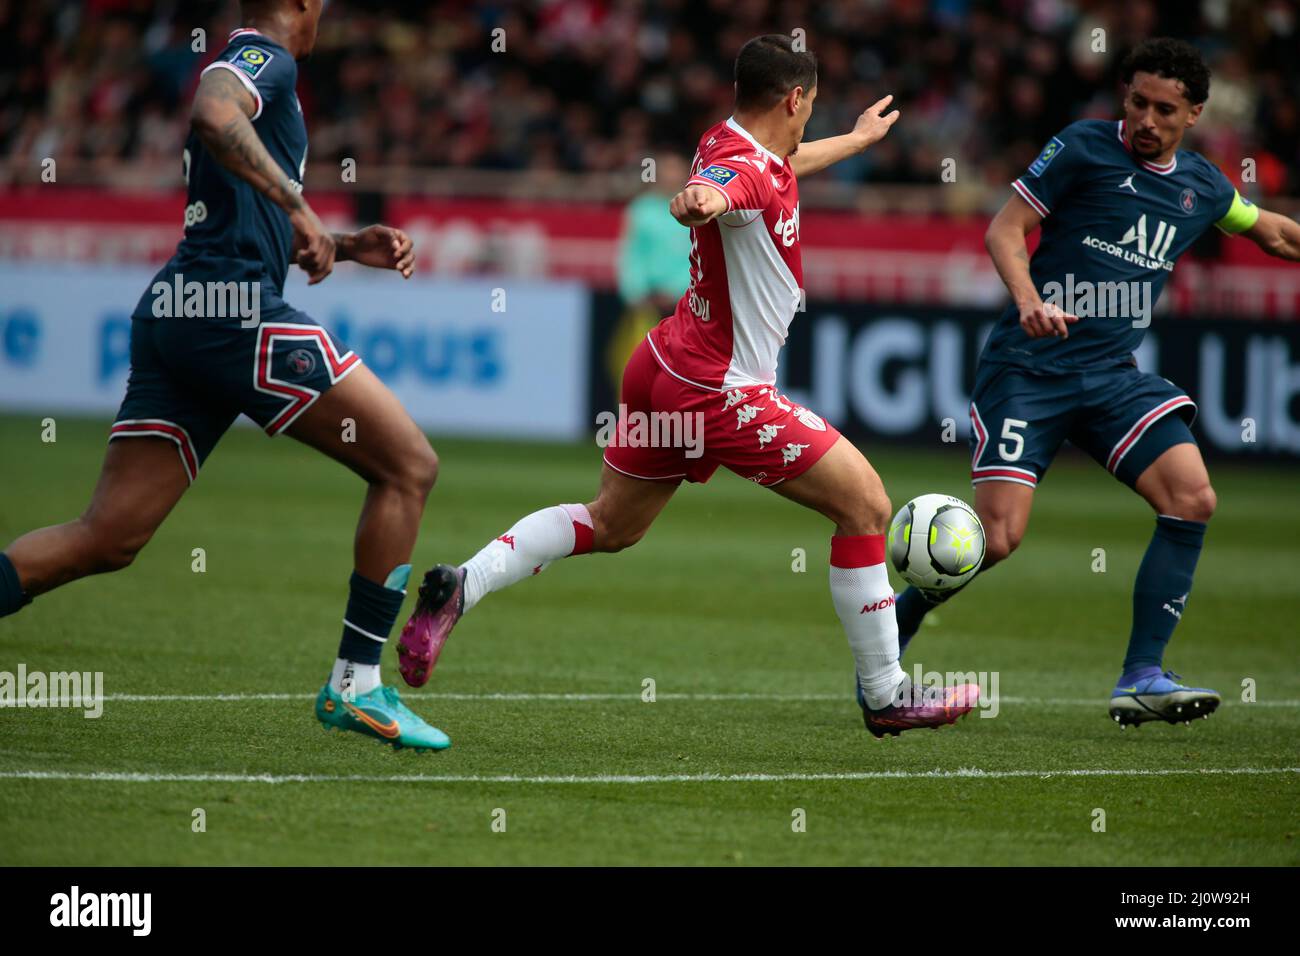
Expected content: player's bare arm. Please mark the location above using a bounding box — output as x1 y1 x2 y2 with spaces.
1244 208 1300 261
985 193 1079 339
669 183 728 227
333 226 416 278
789 94 900 178
190 67 335 284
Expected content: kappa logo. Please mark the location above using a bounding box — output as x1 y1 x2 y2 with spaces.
735 403 765 428
755 423 784 447
781 442 811 465
497 534 516 550
722 389 748 410
860 594 897 614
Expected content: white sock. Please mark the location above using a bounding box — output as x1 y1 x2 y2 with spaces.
829 535 907 710
462 503 594 613
330 658 380 698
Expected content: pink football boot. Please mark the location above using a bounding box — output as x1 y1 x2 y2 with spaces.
397 565 465 687
857 678 980 738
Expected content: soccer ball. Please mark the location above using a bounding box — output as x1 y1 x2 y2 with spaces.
888 493 986 592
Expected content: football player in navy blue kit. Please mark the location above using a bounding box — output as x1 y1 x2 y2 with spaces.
894 38 1300 727
0 0 451 750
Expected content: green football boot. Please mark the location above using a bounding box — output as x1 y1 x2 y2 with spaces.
315 682 451 751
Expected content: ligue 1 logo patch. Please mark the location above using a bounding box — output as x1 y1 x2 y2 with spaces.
1028 136 1065 177
232 45 273 80
1180 188 1198 214
286 347 317 379
698 164 738 187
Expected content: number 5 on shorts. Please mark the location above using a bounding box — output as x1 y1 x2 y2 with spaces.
999 418 1027 461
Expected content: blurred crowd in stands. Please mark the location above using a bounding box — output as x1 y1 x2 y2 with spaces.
1 0 1297 197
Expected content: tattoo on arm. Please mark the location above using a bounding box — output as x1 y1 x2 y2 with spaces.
193 69 304 214
331 232 354 261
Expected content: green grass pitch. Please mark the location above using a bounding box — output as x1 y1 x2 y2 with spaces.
0 414 1296 865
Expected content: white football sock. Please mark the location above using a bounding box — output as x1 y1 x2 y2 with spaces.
829 535 907 710
330 658 380 698
462 503 594 613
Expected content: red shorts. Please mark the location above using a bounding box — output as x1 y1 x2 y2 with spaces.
602 337 841 486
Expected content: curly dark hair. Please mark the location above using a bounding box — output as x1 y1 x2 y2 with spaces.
1120 37 1211 105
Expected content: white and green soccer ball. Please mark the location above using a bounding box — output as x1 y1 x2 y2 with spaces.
888 493 986 592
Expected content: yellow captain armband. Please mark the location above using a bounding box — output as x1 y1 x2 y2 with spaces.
1215 190 1261 235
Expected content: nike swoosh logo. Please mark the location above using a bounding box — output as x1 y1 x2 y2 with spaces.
344 701 400 738
1118 686 1138 693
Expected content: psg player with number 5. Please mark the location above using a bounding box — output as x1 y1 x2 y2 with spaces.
399 35 983 738
893 39 1300 728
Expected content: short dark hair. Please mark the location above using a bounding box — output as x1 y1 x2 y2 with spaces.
1120 38 1211 105
734 35 817 111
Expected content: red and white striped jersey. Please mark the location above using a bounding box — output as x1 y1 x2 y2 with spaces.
648 117 803 391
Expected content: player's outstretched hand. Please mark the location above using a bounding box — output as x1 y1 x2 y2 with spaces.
291 206 336 285
852 94 901 149
670 185 722 227
1019 300 1079 339
345 225 416 278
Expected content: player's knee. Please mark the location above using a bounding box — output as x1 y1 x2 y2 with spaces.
983 522 1023 566
826 468 889 535
1169 483 1216 523
388 439 439 500
840 476 891 535
413 442 440 497
587 501 645 553
82 519 149 573
592 513 647 553
598 526 646 553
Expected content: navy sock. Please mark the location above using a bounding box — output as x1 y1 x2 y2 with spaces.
895 571 981 651
895 587 936 643
0 553 30 618
1122 515 1206 679
338 571 406 665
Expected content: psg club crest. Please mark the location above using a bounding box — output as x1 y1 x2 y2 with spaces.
1180 188 1198 214
286 347 317 378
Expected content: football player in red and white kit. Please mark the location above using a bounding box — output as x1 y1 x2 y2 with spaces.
398 35 980 737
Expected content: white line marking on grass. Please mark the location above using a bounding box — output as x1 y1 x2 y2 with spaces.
0 768 1296 785
90 692 1300 708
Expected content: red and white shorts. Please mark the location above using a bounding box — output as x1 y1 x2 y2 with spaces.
602 337 841 486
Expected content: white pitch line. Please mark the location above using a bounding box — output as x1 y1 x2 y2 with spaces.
56 692 1300 708
0 768 1296 785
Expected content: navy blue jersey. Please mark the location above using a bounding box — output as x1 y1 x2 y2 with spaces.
133 28 306 320
980 119 1249 372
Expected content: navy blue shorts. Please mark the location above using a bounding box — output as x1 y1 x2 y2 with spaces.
111 312 360 483
968 361 1197 491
